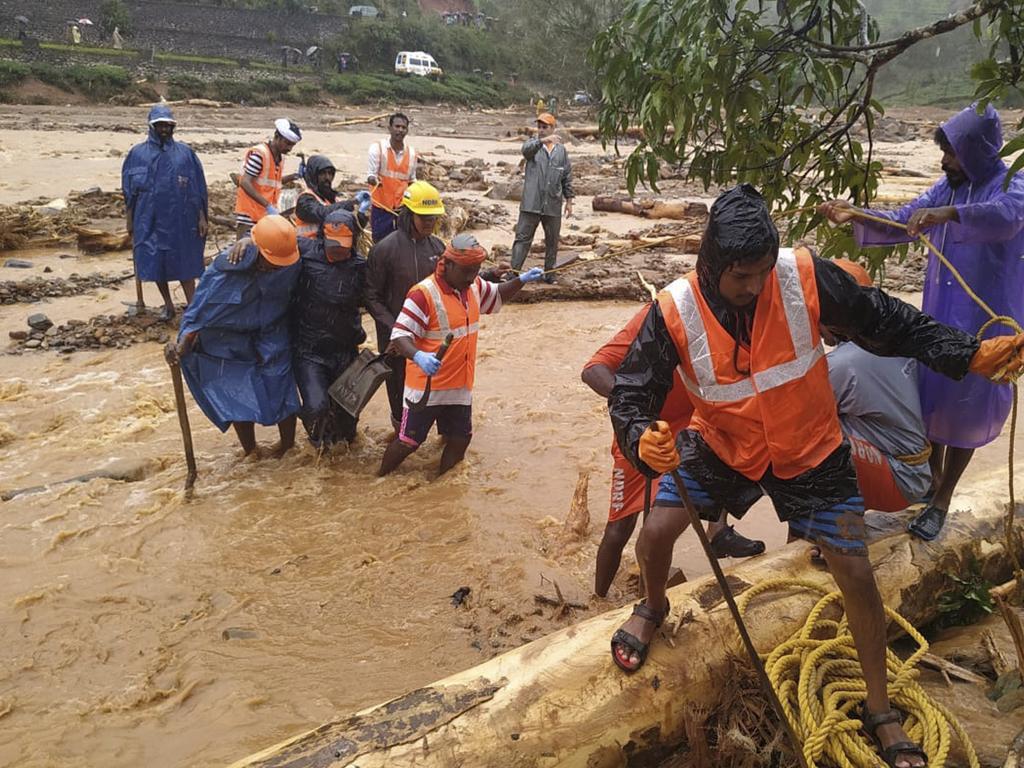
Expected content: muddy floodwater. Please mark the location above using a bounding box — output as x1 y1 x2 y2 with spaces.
0 105 1021 767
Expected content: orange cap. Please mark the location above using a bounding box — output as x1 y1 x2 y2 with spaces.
251 215 299 267
536 112 557 127
833 258 872 287
323 219 353 249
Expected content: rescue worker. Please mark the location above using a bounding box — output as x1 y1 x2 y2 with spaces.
166 215 302 458
820 103 1024 541
367 113 416 243
234 118 302 237
582 307 765 597
365 181 446 430
377 234 544 476
292 154 370 240
509 112 574 284
122 104 208 321
608 185 1023 768
291 209 367 447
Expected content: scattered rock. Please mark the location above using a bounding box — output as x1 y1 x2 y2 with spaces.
8 330 27 340
27 313 53 331
9 309 177 354
23 339 41 348
222 627 259 641
4 259 33 269
0 271 134 305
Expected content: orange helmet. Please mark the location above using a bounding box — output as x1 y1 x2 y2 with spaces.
251 215 299 267
833 257 872 287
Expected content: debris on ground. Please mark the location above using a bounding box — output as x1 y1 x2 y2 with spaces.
592 194 709 220
7 310 177 353
0 271 135 305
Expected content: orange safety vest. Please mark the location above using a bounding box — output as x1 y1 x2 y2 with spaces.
404 274 480 404
370 140 415 212
657 246 842 480
234 143 283 222
293 189 328 239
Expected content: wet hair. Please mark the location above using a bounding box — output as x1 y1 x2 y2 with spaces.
389 112 409 127
934 127 953 153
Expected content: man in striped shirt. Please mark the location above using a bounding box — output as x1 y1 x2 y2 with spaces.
377 234 543 476
234 118 303 236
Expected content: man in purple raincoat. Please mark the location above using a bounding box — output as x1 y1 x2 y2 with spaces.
821 103 1024 541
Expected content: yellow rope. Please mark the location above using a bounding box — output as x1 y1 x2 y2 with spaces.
737 579 981 768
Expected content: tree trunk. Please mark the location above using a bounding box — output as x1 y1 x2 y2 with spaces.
232 476 1016 768
591 195 708 220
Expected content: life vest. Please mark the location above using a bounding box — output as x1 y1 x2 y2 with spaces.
404 273 480 404
370 140 415 212
293 188 329 239
657 246 842 480
234 143 283 222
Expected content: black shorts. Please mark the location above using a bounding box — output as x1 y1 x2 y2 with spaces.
398 404 472 447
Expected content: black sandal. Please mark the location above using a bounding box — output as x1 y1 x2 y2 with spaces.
861 706 929 767
610 598 670 674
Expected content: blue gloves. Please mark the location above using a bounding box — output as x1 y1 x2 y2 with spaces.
265 204 279 216
519 267 545 283
297 159 306 178
355 190 372 215
413 350 442 376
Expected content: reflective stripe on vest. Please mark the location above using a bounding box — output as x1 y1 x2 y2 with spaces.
371 140 414 210
420 275 480 341
404 274 481 397
234 143 283 222
294 189 328 238
668 250 822 401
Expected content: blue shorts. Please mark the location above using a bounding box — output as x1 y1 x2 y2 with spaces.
655 430 867 556
399 404 472 447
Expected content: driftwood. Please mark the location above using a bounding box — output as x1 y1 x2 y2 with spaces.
918 652 990 685
2 458 153 501
1005 728 1024 768
992 579 1024 675
232 468 1016 768
75 227 131 253
141 98 231 108
329 112 389 127
592 194 709 221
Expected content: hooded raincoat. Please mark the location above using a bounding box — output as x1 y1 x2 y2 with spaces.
178 245 301 432
853 104 1024 448
121 104 208 282
291 212 367 445
294 154 355 227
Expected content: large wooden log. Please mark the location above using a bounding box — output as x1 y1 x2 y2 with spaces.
233 472 1016 768
592 195 709 221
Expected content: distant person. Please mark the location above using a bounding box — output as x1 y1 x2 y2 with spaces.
292 209 367 447
234 118 302 237
364 181 446 430
820 102 1024 541
16 17 28 41
377 234 543 476
111 26 123 49
293 153 369 239
167 216 301 458
70 24 81 45
535 97 546 117
121 104 208 321
367 113 416 243
509 112 574 283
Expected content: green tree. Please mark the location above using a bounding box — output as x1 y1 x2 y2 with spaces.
98 0 132 36
592 0 1024 263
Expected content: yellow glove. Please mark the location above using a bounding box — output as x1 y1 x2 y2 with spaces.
969 333 1024 383
638 420 680 474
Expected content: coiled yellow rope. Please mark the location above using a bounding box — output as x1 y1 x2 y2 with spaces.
737 579 981 768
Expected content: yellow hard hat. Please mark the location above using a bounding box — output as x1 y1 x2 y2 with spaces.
251 214 299 267
401 180 445 216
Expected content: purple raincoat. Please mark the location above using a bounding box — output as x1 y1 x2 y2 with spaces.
853 104 1024 448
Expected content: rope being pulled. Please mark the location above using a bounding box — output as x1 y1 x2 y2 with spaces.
737 579 980 768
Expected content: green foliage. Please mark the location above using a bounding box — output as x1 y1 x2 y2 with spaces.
28 62 131 98
325 72 522 107
593 0 1024 268
936 561 995 628
0 60 30 88
98 0 132 37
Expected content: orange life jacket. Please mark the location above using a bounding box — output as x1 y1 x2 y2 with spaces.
234 143 283 222
404 274 481 404
293 188 328 239
657 246 842 480
370 140 415 212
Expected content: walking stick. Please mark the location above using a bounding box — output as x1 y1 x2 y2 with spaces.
167 358 198 492
666 467 809 768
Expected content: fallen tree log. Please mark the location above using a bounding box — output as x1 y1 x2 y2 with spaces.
592 195 709 221
75 227 131 252
232 467 1016 768
329 112 389 127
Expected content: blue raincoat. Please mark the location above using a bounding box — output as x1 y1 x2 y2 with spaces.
854 104 1024 448
178 245 301 432
121 104 208 282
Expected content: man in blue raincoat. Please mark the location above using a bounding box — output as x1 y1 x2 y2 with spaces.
291 208 367 447
821 102 1024 540
122 104 208 321
165 215 302 458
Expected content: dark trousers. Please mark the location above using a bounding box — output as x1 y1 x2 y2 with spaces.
294 356 358 446
375 321 406 428
371 207 398 243
510 211 560 271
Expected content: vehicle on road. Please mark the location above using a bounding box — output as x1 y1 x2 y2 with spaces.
395 51 443 78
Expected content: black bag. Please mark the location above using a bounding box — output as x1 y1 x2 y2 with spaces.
328 349 390 418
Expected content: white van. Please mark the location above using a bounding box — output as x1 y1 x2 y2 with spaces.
395 51 443 78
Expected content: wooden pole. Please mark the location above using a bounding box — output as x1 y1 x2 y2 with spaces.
168 361 198 491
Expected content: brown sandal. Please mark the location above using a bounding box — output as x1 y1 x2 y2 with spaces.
861 706 928 767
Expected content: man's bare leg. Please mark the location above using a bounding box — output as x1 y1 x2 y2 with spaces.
926 441 945 496
438 437 470 475
378 440 416 476
613 504 689 667
155 281 175 319
232 422 257 455
911 442 973 540
181 278 196 305
595 514 639 597
824 549 926 767
267 415 296 458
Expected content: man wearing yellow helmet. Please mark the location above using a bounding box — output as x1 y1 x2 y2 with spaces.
365 181 447 429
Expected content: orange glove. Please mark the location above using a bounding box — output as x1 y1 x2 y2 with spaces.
638 420 680 474
969 333 1024 383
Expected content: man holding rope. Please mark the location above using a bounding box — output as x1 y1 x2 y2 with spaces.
608 185 1023 768
820 103 1024 541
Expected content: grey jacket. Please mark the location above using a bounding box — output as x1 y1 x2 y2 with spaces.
519 138 574 217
